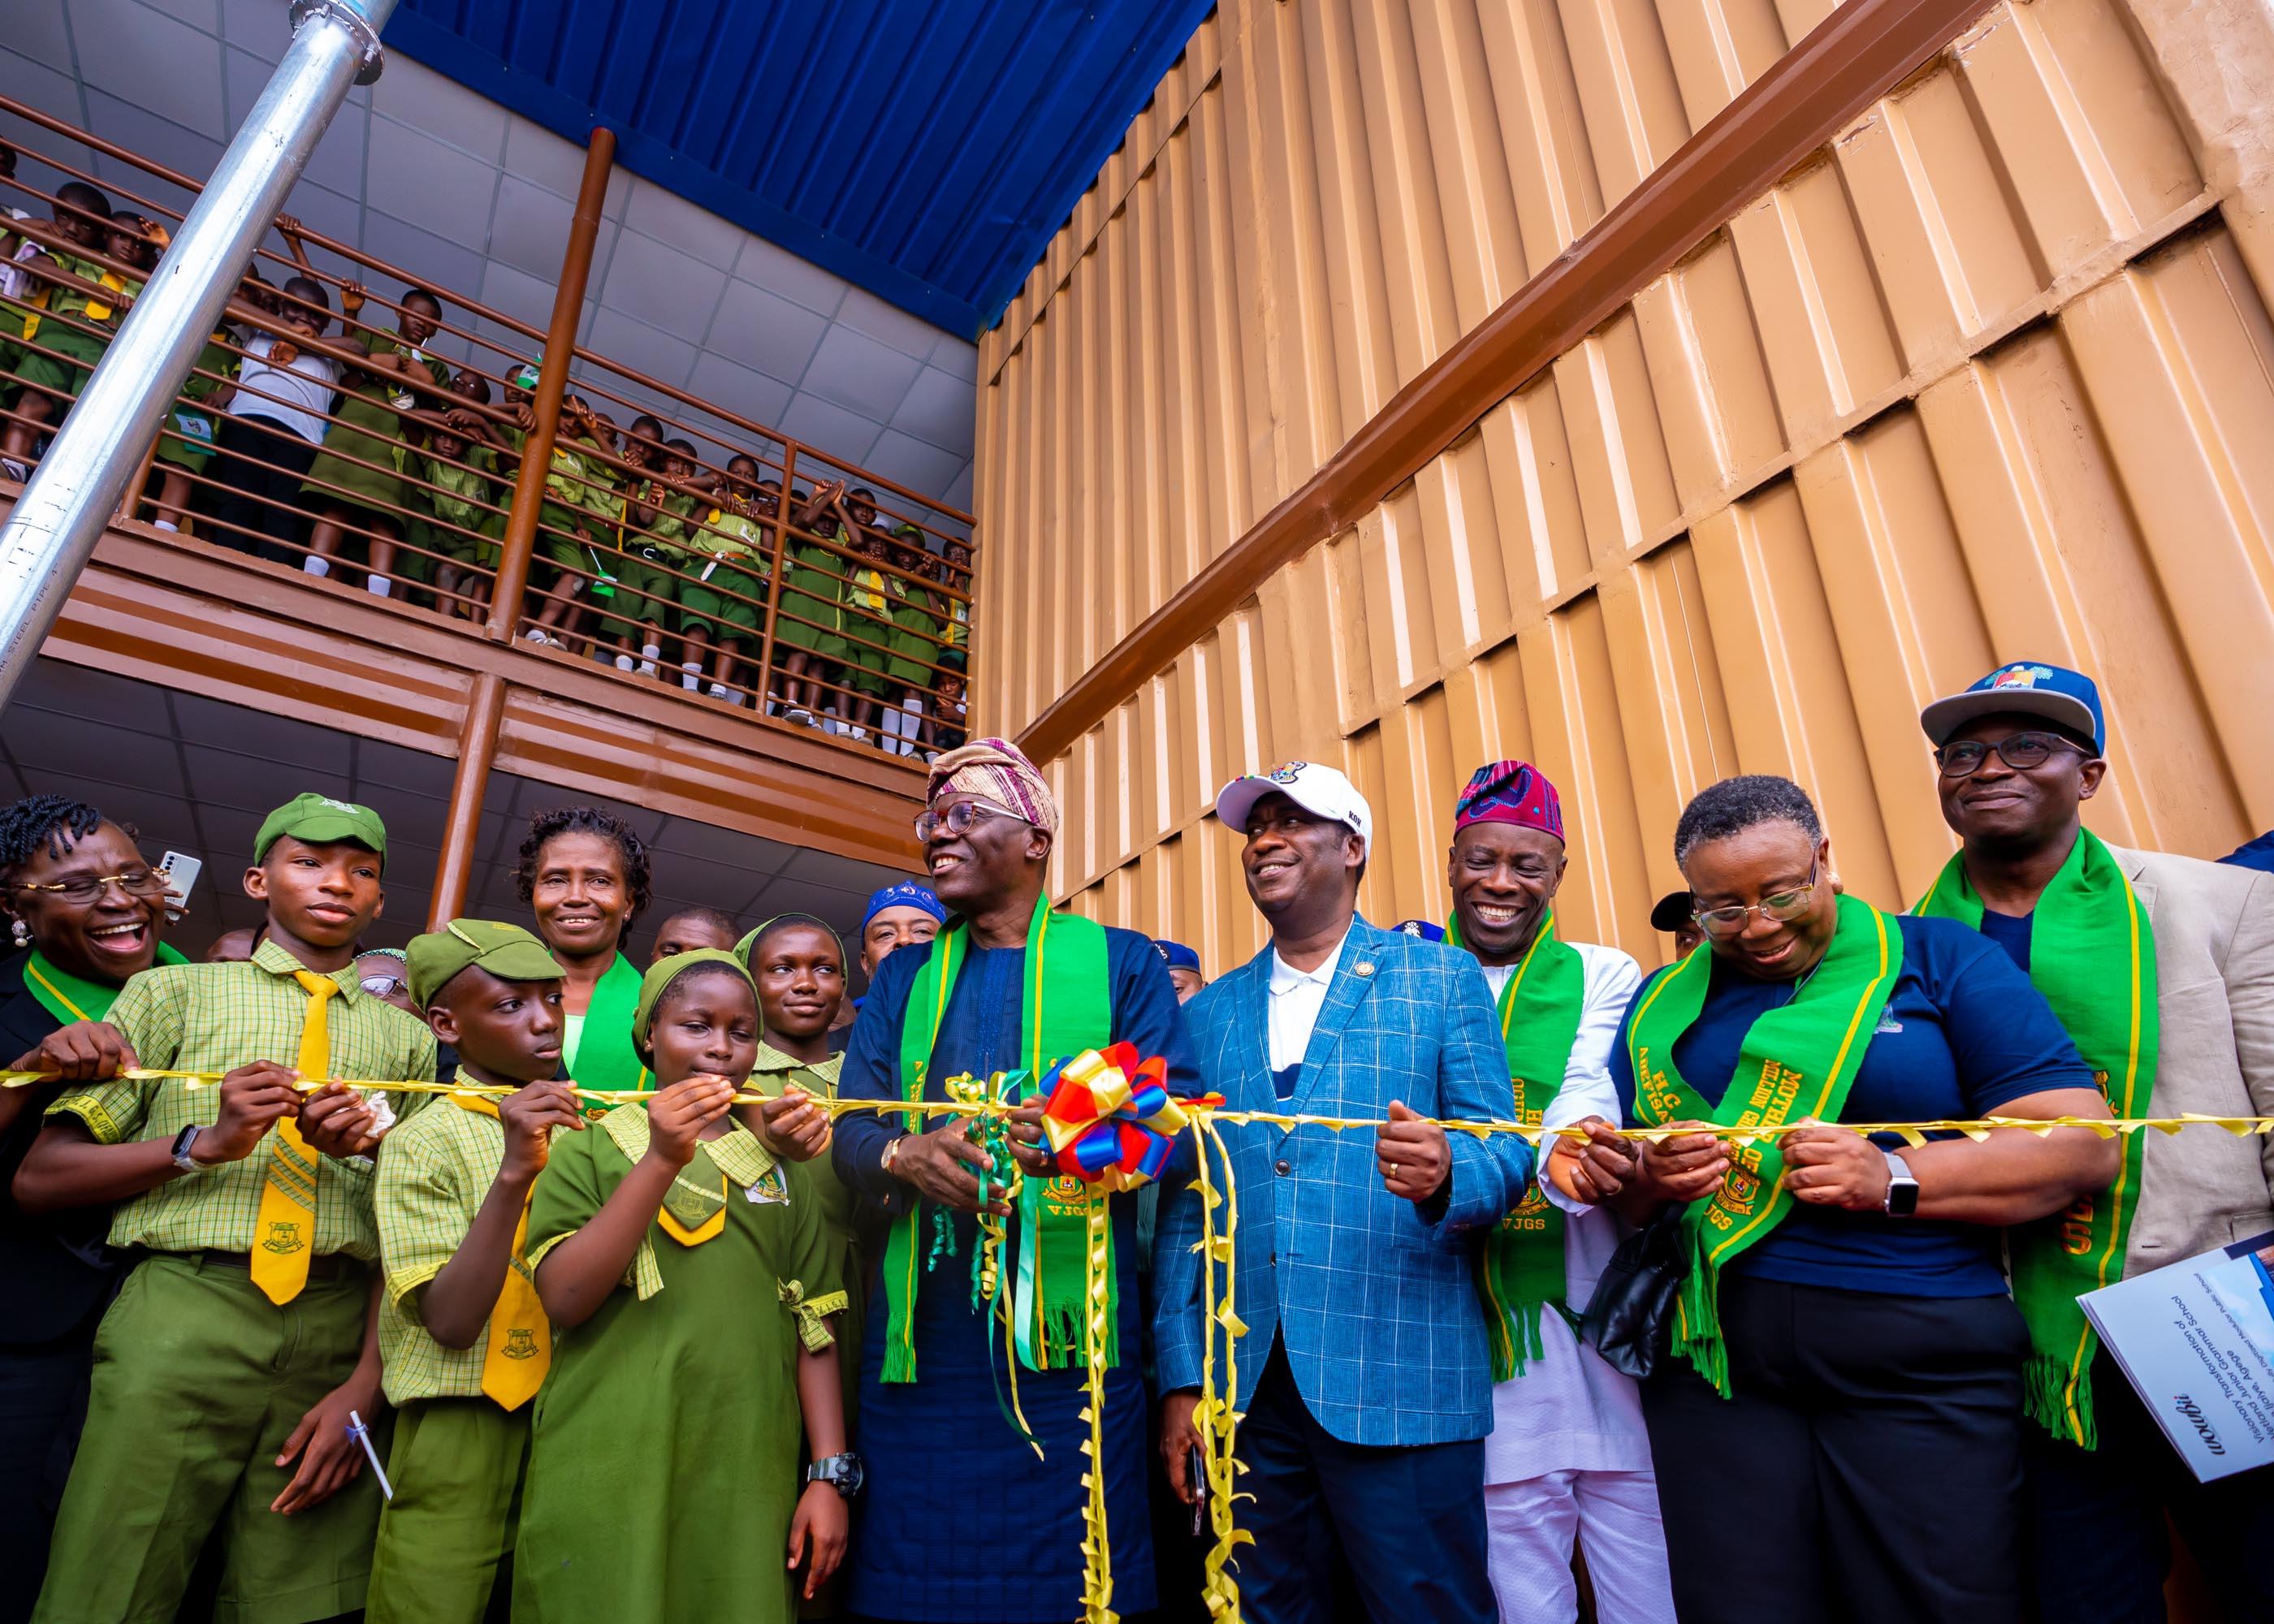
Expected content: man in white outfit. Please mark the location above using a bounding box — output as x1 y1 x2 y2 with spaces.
1403 758 1675 1624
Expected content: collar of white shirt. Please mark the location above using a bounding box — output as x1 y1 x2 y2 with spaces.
1269 924 1351 996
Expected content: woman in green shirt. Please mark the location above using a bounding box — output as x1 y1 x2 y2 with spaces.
513 807 651 1118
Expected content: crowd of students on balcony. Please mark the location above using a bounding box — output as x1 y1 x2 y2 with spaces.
0 146 972 759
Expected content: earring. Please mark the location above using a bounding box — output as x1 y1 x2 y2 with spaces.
10 918 28 948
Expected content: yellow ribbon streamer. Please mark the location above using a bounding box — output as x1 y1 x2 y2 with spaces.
12 1065 2268 1624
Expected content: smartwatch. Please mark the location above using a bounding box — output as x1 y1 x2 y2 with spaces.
1882 1151 1920 1217
806 1452 865 1498
170 1124 205 1173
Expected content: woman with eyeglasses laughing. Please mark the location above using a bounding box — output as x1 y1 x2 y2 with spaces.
0 793 187 1619
1577 774 2120 1624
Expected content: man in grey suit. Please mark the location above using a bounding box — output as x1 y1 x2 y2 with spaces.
1919 660 2274 1623
1152 762 1533 1624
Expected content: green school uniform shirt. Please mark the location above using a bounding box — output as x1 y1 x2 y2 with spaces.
418 443 500 535
49 939 439 1260
374 1097 538 1405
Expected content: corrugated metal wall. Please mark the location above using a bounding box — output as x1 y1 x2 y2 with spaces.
971 0 2274 978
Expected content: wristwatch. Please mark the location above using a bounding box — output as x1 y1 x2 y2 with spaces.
881 1136 906 1178
1882 1151 1920 1217
170 1124 205 1173
807 1452 865 1498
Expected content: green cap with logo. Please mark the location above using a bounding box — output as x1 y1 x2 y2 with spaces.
405 918 567 1009
253 793 388 866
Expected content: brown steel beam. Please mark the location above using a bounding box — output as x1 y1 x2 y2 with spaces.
488 126 616 641
430 670 504 926
1014 0 1997 767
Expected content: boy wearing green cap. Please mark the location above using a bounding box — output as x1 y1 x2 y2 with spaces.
366 920 586 1624
14 793 438 1624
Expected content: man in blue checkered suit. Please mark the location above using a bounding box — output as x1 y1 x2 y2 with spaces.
1152 762 1533 1623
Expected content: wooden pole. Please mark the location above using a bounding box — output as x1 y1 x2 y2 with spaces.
486 124 615 641
428 670 504 926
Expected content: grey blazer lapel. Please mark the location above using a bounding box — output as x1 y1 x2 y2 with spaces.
1291 920 1383 1112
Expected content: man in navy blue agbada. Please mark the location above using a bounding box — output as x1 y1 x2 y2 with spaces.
1152 762 1533 1624
832 740 1196 1623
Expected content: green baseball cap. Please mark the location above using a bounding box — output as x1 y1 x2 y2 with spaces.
406 918 566 1009
253 793 388 866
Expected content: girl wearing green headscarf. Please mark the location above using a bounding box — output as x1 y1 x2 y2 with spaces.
517 951 852 1622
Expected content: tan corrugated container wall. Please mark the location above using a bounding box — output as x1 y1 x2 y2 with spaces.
972 0 2274 979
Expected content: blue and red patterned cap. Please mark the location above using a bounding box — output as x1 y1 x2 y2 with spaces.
1453 760 1563 840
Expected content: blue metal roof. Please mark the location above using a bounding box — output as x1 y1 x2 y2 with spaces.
381 1 1215 339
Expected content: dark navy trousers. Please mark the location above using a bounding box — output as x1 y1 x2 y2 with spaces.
1232 1337 1494 1624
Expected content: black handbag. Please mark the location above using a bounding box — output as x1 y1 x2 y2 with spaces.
1578 1203 1689 1380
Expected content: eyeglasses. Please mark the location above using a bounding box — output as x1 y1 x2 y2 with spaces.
1692 862 1820 939
914 801 1025 843
361 974 408 1000
10 868 169 905
1934 732 2090 777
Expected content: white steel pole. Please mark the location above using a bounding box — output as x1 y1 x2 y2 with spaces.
0 0 396 702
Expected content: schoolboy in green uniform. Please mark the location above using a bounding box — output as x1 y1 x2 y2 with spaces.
679 458 777 706
15 794 438 1624
621 438 707 690
1 181 114 480
414 369 506 620
365 921 586 1624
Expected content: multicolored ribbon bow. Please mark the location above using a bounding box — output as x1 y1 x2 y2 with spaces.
1036 1042 1204 1190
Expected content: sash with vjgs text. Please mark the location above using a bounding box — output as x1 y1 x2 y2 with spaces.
1448 914 1585 1380
1628 894 1902 1396
1915 828 2155 1448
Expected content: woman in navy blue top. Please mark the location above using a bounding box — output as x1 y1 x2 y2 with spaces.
1587 776 2114 1624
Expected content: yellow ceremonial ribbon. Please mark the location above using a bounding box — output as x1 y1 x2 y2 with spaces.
250 971 335 1305
450 1095 552 1410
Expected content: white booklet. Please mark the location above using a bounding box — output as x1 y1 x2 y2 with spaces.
2080 1229 2274 1482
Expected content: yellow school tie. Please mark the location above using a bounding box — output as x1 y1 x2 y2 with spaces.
249 970 335 1304
453 1095 553 1409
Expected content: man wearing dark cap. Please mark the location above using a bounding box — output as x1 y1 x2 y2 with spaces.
1649 890 1702 959
1437 761 1673 1624
1916 660 2274 1622
1154 939 1205 1003
830 740 1197 1622
1156 761 1533 1623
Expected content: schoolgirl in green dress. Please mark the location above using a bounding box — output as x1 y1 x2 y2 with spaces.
776 479 853 727
517 951 853 1623
678 455 779 706
299 283 450 598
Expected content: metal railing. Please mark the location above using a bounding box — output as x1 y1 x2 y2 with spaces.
0 93 975 760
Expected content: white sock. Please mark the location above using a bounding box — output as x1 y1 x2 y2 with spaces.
304 556 331 578
152 519 179 533
642 643 661 662
682 662 702 691
366 576 391 598
525 627 548 642
615 654 636 671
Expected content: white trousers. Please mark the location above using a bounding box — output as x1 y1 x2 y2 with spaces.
1485 1469 1675 1624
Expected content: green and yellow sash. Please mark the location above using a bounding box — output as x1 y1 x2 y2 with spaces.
21 943 186 1026
1628 894 1903 1395
568 952 650 1115
1449 912 1586 1380
1914 828 2155 1447
883 905 1114 1382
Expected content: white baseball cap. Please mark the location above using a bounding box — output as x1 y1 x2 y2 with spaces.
1213 762 1373 846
